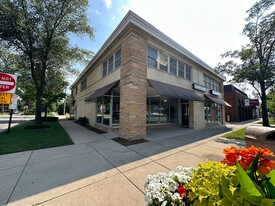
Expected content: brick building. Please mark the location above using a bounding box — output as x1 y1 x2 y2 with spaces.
71 11 231 140
224 84 259 122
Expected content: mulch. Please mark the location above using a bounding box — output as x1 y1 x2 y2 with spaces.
111 137 149 146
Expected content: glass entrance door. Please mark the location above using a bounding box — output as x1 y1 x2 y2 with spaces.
182 103 189 127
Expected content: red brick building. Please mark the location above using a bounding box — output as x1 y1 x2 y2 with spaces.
224 85 259 122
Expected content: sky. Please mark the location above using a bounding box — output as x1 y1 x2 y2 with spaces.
70 0 258 95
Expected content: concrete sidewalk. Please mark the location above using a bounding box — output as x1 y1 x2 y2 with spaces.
0 119 259 206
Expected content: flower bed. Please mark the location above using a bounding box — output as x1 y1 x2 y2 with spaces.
145 145 275 206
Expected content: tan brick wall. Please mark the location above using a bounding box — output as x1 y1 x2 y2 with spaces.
119 31 147 140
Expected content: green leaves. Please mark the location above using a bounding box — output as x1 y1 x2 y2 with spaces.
236 161 262 197
186 161 236 205
0 0 94 125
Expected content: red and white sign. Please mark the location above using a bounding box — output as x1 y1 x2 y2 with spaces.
0 72 17 93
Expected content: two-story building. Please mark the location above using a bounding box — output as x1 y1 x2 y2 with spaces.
71 11 230 140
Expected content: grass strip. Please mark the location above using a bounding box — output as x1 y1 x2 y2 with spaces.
0 121 73 155
222 128 246 140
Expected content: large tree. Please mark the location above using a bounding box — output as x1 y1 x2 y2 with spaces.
0 0 93 126
267 88 275 120
216 0 275 126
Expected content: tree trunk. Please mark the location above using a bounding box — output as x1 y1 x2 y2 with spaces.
44 105 48 117
35 87 43 127
260 82 270 127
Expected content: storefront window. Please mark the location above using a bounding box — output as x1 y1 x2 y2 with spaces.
170 99 178 123
160 98 169 123
102 96 111 125
205 101 222 124
96 97 103 124
112 96 120 125
204 102 212 123
149 97 160 124
96 93 119 126
147 97 178 124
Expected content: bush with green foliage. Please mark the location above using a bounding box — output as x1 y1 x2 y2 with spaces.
186 160 236 205
23 109 35 115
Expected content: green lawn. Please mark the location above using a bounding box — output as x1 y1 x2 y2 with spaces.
257 118 275 125
0 121 73 155
222 128 246 140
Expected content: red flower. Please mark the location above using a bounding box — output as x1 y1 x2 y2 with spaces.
178 185 187 197
258 159 275 175
221 145 275 173
221 146 238 166
259 148 274 158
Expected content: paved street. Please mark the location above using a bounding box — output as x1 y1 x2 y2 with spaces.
0 115 34 132
0 119 259 206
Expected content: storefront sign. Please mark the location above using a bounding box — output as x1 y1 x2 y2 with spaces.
192 83 206 92
0 93 12 104
210 90 221 96
249 99 259 106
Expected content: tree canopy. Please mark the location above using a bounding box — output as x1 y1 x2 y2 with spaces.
0 0 94 126
267 88 275 119
216 0 275 126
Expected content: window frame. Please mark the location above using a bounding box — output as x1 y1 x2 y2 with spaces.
102 48 121 77
203 74 221 92
80 78 87 92
147 46 158 68
147 45 193 81
169 57 177 76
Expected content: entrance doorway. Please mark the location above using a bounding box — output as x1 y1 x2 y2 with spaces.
182 102 189 127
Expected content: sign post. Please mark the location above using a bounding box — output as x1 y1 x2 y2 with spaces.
0 72 17 133
7 94 19 133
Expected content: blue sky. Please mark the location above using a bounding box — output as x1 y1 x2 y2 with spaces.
72 0 257 67
70 0 258 94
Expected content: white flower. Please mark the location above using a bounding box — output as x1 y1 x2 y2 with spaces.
145 166 196 205
161 200 167 206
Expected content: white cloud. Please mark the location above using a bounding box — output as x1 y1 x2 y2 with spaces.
103 0 112 8
95 10 100 15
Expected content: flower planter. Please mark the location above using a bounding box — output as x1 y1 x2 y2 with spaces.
145 145 275 206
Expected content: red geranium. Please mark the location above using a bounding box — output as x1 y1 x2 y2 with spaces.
177 185 187 197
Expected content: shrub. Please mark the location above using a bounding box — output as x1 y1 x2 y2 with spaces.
23 109 35 115
76 116 89 126
186 160 236 205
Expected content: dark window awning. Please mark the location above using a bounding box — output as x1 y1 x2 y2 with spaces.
85 80 119 102
205 95 232 107
148 79 203 101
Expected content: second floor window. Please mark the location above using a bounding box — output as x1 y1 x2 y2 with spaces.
147 47 158 68
103 48 121 77
147 46 192 81
81 78 87 91
203 74 221 92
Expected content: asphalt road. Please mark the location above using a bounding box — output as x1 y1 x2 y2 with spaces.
0 115 34 132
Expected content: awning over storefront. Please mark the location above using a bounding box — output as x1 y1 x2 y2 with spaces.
85 80 119 102
205 95 232 107
148 79 203 101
